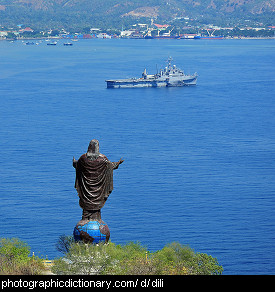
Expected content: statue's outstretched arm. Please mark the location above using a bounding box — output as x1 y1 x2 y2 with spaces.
112 158 124 169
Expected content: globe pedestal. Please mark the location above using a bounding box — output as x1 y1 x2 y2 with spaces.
73 210 110 244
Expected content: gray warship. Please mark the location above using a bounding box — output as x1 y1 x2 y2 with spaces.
106 57 198 89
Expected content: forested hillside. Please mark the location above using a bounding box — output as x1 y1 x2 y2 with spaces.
0 0 274 29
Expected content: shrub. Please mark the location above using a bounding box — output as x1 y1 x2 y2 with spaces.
152 242 223 275
54 241 112 275
54 237 223 275
0 238 30 263
0 238 45 275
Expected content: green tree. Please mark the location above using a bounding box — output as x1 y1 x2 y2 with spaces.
0 238 45 275
153 242 223 275
49 29 60 37
6 32 17 39
0 238 30 263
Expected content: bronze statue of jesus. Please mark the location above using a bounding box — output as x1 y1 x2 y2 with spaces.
73 139 124 222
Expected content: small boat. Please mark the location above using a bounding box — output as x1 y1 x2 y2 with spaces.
63 42 73 46
47 41 57 46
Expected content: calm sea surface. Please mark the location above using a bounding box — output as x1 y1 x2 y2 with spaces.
0 38 274 274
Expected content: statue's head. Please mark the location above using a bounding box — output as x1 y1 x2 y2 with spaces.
86 139 100 160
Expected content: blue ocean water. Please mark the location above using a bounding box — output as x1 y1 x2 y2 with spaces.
0 39 274 274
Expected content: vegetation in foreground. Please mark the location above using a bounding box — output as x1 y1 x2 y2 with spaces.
53 236 223 275
0 238 45 275
0 237 223 275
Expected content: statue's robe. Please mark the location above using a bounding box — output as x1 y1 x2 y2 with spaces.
74 154 119 210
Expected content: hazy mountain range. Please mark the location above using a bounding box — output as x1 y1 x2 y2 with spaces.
0 0 274 29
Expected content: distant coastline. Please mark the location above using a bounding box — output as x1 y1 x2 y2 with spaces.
1 36 274 41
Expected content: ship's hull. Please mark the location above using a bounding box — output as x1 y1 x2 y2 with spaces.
144 36 179 39
106 76 197 89
194 35 223 40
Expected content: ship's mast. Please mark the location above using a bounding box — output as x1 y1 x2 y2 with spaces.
167 56 173 68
